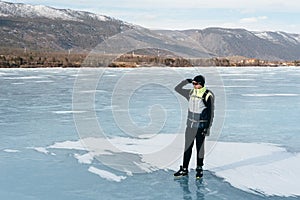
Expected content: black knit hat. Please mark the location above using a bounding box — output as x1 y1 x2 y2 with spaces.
193 75 205 86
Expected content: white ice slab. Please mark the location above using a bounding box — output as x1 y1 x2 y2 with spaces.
46 135 300 197
3 149 20 153
88 166 126 182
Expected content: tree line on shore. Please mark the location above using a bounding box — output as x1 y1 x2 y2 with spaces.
0 49 85 68
0 49 299 68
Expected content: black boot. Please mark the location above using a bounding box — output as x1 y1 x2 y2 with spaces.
196 166 203 179
174 166 188 177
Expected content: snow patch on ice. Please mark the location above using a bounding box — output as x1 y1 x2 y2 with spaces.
28 147 50 154
52 110 87 114
40 135 300 197
206 142 300 197
3 149 20 153
242 93 299 97
34 80 54 83
220 73 257 76
224 78 256 81
74 153 94 164
88 166 126 182
224 85 258 88
48 139 86 151
0 72 8 76
11 82 25 85
4 76 44 80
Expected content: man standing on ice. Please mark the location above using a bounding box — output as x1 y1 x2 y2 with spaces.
174 75 214 179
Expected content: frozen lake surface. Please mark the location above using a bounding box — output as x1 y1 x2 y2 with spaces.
0 67 299 200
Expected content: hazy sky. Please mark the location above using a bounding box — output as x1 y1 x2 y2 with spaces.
6 0 300 33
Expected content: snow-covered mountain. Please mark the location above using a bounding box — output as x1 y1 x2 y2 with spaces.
0 1 210 57
0 1 300 60
169 28 300 60
0 1 136 52
0 1 110 22
254 31 300 46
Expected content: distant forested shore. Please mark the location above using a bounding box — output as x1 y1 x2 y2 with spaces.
1 48 299 68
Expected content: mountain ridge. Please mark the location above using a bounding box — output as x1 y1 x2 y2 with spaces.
0 1 114 22
1 1 300 61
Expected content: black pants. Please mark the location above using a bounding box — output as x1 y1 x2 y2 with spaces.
183 126 205 168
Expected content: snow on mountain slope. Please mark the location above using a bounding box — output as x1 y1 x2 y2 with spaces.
0 1 109 21
254 31 300 45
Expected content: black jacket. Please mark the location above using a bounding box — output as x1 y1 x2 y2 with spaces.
175 80 214 130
